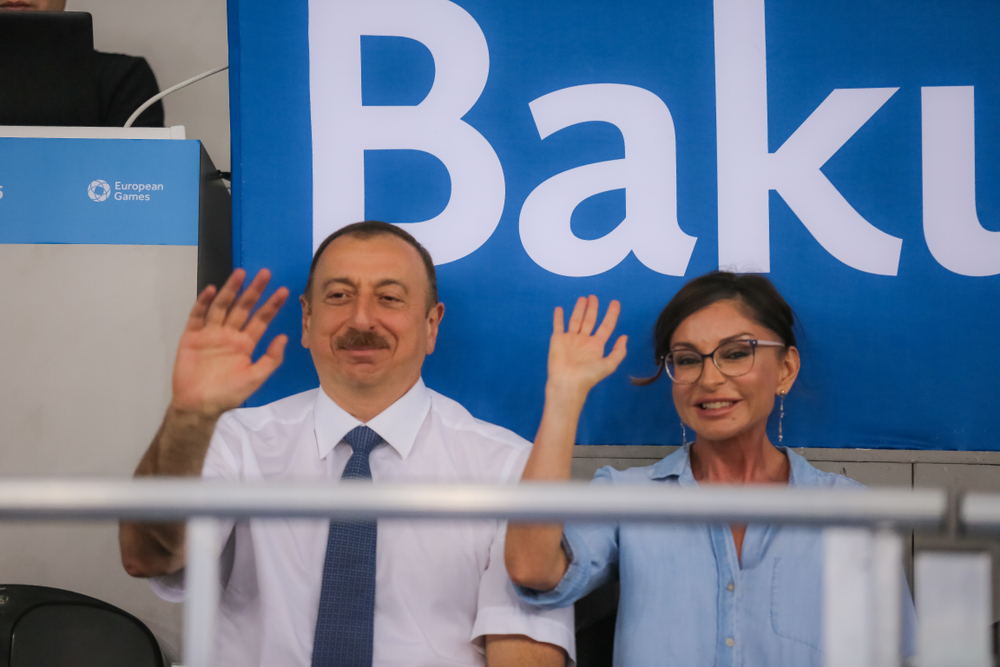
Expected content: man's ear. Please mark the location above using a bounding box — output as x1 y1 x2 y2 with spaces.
425 302 445 355
300 294 312 349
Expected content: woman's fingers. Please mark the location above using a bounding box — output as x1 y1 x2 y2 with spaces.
579 295 600 336
565 296 588 333
559 296 621 342
553 297 625 368
606 334 628 370
594 299 621 342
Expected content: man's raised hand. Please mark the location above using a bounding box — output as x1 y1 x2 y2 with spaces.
120 269 288 578
547 296 627 403
171 269 289 416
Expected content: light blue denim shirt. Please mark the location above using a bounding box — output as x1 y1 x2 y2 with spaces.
517 446 916 667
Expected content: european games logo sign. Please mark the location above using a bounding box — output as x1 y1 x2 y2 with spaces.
88 179 111 202
86 179 164 202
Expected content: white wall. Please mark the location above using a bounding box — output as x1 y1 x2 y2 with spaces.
0 245 198 660
69 0 231 171
0 4 228 660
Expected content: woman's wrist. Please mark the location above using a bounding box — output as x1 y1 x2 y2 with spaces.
544 378 589 412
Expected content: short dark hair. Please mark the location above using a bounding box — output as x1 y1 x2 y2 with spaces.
633 271 797 386
304 221 438 310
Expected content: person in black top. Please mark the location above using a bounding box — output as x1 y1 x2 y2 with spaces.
0 0 164 127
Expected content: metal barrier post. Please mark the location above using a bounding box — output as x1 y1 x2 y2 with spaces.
872 527 902 667
916 551 991 667
823 527 903 667
184 517 220 667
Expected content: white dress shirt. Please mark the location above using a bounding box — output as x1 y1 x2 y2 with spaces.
151 379 574 666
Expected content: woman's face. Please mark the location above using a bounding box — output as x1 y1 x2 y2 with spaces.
670 299 799 445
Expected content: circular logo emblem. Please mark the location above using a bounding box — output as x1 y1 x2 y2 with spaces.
88 180 111 202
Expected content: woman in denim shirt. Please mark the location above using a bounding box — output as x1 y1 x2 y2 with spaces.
505 271 915 667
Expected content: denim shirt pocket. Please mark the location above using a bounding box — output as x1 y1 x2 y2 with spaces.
770 556 822 651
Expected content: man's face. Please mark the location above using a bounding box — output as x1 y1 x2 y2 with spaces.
301 234 444 405
0 0 67 10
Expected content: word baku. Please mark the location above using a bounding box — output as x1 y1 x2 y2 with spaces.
314 0 998 277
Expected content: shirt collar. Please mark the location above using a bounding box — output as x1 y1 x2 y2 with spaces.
313 378 432 461
782 446 819 487
649 444 815 488
650 445 697 486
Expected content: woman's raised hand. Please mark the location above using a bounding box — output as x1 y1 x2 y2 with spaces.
170 268 289 416
547 295 627 402
505 296 627 589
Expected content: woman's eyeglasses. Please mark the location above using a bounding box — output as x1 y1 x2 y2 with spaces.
663 339 785 384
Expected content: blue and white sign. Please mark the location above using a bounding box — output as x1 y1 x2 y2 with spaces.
228 0 1000 450
0 138 200 246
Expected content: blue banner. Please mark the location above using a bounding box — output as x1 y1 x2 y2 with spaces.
229 0 1000 450
0 138 200 246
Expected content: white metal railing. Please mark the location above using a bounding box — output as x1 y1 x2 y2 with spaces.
0 478 949 524
0 479 995 667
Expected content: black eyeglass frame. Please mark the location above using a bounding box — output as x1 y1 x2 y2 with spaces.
661 339 786 384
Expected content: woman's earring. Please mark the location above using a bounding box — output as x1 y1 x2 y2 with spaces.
681 421 688 447
778 391 786 443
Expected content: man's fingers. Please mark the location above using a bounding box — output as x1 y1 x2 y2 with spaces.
225 269 272 329
255 286 290 323
250 334 287 384
566 296 588 333
243 287 289 343
264 334 288 364
185 285 217 331
594 299 621 342
552 306 565 335
205 269 247 326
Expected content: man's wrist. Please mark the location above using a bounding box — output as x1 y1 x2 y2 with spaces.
165 402 226 425
144 406 223 477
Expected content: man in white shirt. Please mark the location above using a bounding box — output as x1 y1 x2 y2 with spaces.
119 221 573 666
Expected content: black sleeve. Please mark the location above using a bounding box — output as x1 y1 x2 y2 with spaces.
92 52 165 128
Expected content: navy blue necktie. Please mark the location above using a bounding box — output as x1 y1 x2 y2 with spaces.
311 425 383 667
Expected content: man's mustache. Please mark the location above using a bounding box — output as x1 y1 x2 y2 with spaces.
336 328 391 350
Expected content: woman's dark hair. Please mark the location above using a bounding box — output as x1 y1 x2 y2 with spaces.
632 271 797 386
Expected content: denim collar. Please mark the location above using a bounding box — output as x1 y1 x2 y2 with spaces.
649 443 818 488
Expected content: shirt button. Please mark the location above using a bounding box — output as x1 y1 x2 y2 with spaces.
726 582 735 592
726 638 735 647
